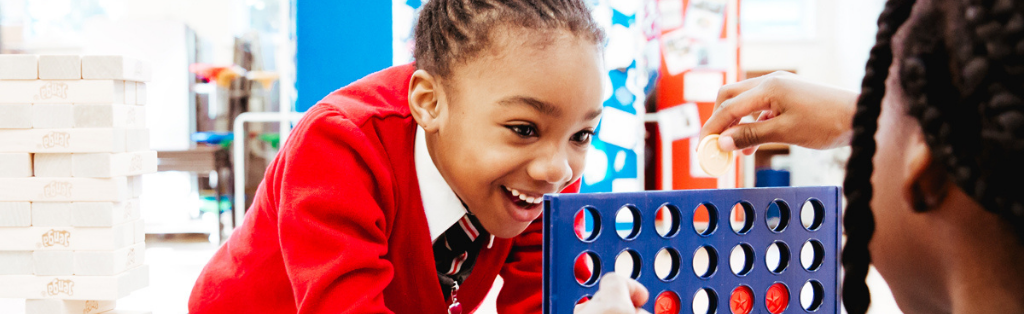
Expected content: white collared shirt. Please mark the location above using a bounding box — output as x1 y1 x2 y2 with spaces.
415 127 469 243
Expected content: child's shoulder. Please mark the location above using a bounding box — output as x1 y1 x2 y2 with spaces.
312 63 418 126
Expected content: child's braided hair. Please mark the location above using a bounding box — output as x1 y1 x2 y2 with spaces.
414 0 605 80
843 0 1024 312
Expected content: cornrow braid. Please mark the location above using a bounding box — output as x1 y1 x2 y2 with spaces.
841 0 916 313
901 0 1024 241
414 0 605 80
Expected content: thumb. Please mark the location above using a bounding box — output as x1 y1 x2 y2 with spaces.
719 119 783 151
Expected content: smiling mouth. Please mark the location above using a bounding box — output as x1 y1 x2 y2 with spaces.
501 185 545 208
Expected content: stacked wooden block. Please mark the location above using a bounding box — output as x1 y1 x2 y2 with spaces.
0 55 153 314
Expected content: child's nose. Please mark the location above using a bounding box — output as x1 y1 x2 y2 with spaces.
528 153 573 185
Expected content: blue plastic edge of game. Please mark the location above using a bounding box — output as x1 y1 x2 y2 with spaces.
543 186 843 314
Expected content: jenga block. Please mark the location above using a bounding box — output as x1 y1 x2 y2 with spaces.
126 129 149 152
38 55 82 80
74 242 145 276
72 151 156 178
0 153 33 178
0 251 33 275
33 250 74 276
73 105 145 128
0 103 33 128
0 202 32 227
0 177 129 202
0 54 38 79
134 219 144 244
25 299 116 314
33 153 73 177
0 128 127 153
0 264 148 299
0 80 124 104
0 222 133 251
124 81 136 106
32 103 75 129
31 202 72 226
72 199 140 227
81 56 150 82
135 82 147 105
127 176 143 198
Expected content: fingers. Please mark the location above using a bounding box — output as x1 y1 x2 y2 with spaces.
719 117 786 151
701 84 775 141
626 276 649 308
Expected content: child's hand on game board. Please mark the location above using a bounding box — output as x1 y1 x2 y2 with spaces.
699 71 859 155
574 272 650 314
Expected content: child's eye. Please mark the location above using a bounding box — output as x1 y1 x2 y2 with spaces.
571 130 594 144
506 125 537 137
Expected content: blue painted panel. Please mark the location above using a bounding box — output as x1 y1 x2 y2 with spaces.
296 0 392 112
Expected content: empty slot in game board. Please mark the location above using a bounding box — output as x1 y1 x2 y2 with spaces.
692 288 718 314
730 201 755 234
573 251 601 286
765 241 791 274
766 200 791 232
692 203 718 236
654 204 680 238
574 207 601 242
801 198 825 230
692 245 718 278
654 247 681 281
801 239 825 271
800 280 825 311
729 243 755 276
615 205 641 240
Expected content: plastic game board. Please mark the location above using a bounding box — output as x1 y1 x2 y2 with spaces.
543 187 841 314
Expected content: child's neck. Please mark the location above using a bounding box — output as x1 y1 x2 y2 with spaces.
938 197 1024 313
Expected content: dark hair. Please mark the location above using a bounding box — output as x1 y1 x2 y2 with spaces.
843 0 1024 313
413 0 605 80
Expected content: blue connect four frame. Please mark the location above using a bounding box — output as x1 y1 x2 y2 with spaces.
543 187 842 314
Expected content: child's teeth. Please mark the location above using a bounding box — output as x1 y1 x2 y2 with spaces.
519 193 528 201
511 189 520 197
526 196 535 203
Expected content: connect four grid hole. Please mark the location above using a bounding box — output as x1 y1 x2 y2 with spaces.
573 251 600 286
655 247 682 281
766 200 791 233
574 207 601 242
765 242 791 274
729 243 755 276
692 203 719 236
801 198 825 231
730 201 755 234
692 246 718 279
614 249 642 279
615 205 641 240
765 283 790 314
801 239 825 271
655 291 681 314
655 204 681 238
692 288 719 314
730 285 754 314
801 280 825 312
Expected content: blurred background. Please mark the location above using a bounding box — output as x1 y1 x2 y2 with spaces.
0 0 900 313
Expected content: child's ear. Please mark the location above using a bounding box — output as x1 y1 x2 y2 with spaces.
409 70 444 132
904 135 951 212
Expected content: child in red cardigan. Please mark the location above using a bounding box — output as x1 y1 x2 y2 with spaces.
188 0 649 313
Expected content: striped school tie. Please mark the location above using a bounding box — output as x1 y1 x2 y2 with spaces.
433 213 489 314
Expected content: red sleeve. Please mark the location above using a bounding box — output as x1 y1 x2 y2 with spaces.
276 107 396 314
495 180 581 313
